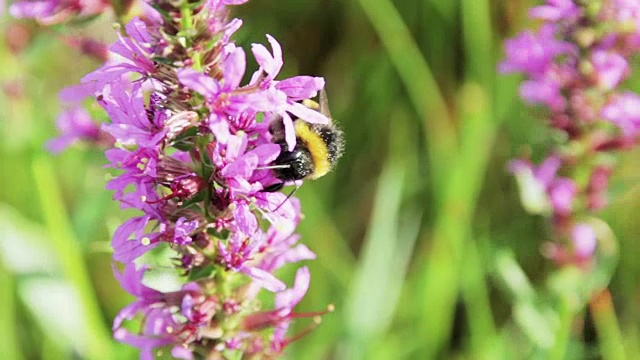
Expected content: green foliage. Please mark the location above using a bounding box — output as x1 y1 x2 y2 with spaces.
2 1 640 359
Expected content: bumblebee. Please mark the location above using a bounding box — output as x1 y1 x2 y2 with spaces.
265 89 345 192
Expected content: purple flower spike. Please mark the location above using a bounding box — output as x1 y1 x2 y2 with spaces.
39 0 334 357
502 0 640 268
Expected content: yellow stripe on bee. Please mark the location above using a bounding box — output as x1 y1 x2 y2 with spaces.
294 121 331 179
302 99 320 110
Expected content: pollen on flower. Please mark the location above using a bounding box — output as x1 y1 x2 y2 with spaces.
141 237 151 246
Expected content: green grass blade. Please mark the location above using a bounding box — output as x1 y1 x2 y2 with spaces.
461 238 501 359
590 290 627 360
418 83 496 355
340 160 408 360
0 264 23 360
297 189 356 289
32 156 113 360
417 0 497 355
493 250 537 303
461 0 494 86
548 297 574 360
41 335 66 360
357 0 457 193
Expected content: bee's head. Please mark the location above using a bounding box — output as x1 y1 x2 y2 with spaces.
272 141 315 182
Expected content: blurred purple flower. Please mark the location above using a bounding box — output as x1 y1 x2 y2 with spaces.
571 223 597 260
9 0 109 25
529 0 581 22
509 156 577 216
46 108 100 153
519 77 565 111
601 92 640 137
499 25 575 77
548 178 577 216
591 50 628 90
501 0 640 268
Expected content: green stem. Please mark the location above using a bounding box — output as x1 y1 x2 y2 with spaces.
0 264 23 360
32 157 113 360
590 289 627 360
461 239 500 359
181 6 194 32
549 298 574 360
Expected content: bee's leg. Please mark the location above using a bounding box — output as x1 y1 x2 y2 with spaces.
261 182 285 192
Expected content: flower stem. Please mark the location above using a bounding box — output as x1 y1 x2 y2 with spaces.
549 298 574 360
461 238 500 359
0 264 23 360
590 289 627 360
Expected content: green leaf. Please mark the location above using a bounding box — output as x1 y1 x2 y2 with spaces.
341 159 418 360
188 264 217 282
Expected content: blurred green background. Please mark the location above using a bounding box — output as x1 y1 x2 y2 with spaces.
2 0 640 359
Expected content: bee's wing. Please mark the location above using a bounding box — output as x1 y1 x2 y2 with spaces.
319 88 333 121
269 114 285 140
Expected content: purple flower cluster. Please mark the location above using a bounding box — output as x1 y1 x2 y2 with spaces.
501 0 640 266
9 0 111 24
51 1 330 358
